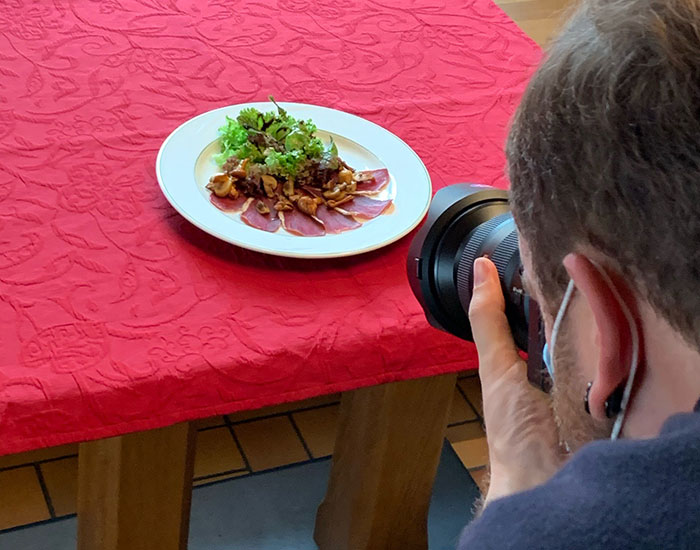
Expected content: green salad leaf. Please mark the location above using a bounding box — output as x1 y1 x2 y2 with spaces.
265 150 306 177
321 136 340 170
213 116 251 165
214 96 339 179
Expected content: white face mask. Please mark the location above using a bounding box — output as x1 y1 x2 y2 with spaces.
541 262 639 441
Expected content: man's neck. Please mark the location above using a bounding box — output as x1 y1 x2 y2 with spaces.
623 308 700 438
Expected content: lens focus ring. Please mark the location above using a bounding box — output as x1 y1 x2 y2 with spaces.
491 230 519 277
456 213 511 310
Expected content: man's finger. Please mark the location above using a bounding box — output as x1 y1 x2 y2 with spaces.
468 257 522 379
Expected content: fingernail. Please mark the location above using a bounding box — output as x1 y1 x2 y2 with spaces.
474 258 488 287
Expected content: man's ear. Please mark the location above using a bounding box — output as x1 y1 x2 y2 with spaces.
562 254 636 420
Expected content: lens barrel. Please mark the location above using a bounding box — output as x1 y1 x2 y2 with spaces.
407 183 530 350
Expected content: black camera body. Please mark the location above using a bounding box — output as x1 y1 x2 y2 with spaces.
407 184 549 390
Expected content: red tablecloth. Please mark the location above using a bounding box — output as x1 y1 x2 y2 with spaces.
0 0 539 456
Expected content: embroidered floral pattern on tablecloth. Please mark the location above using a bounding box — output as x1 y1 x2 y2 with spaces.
0 0 539 455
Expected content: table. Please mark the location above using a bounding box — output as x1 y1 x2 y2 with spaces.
0 1 539 547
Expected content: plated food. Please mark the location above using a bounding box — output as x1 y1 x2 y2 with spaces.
156 101 431 258
206 98 392 237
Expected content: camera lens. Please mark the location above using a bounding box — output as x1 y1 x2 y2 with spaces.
407 183 530 350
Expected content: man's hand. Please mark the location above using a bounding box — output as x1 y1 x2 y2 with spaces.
469 257 564 505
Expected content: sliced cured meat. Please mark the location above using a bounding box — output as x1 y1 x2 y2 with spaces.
279 208 326 236
336 195 392 220
210 194 249 212
316 204 361 234
355 168 390 193
241 198 281 232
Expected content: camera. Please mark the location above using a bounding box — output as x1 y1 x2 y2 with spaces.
407 183 549 389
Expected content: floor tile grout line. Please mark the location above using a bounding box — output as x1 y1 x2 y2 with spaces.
33 463 56 519
227 400 340 427
455 382 476 412
0 514 75 536
447 418 483 428
0 453 78 474
193 467 249 482
191 456 333 491
223 456 330 480
37 453 79 466
456 383 483 422
287 413 314 460
223 416 253 474
197 422 229 433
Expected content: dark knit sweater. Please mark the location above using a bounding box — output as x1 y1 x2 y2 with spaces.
458 400 700 549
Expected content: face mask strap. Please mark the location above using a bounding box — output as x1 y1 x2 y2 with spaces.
545 261 639 442
547 278 576 380
588 261 640 441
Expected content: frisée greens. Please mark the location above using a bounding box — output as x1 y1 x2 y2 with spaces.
214 96 339 178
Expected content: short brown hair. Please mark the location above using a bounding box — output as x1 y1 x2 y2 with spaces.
508 0 700 346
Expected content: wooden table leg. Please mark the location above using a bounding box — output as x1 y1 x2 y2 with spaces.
77 422 196 550
315 374 458 550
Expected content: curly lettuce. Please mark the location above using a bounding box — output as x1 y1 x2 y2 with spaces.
213 96 337 179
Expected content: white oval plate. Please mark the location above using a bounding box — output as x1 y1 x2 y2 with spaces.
156 102 431 259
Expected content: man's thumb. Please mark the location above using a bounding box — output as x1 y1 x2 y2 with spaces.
468 257 520 375
470 257 505 316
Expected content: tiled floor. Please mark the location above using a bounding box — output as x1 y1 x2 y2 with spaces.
0 373 487 533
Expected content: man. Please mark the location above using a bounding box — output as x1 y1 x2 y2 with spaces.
458 0 700 547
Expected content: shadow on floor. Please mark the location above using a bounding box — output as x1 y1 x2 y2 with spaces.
0 442 477 550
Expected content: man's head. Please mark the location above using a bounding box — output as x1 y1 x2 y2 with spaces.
508 0 700 447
